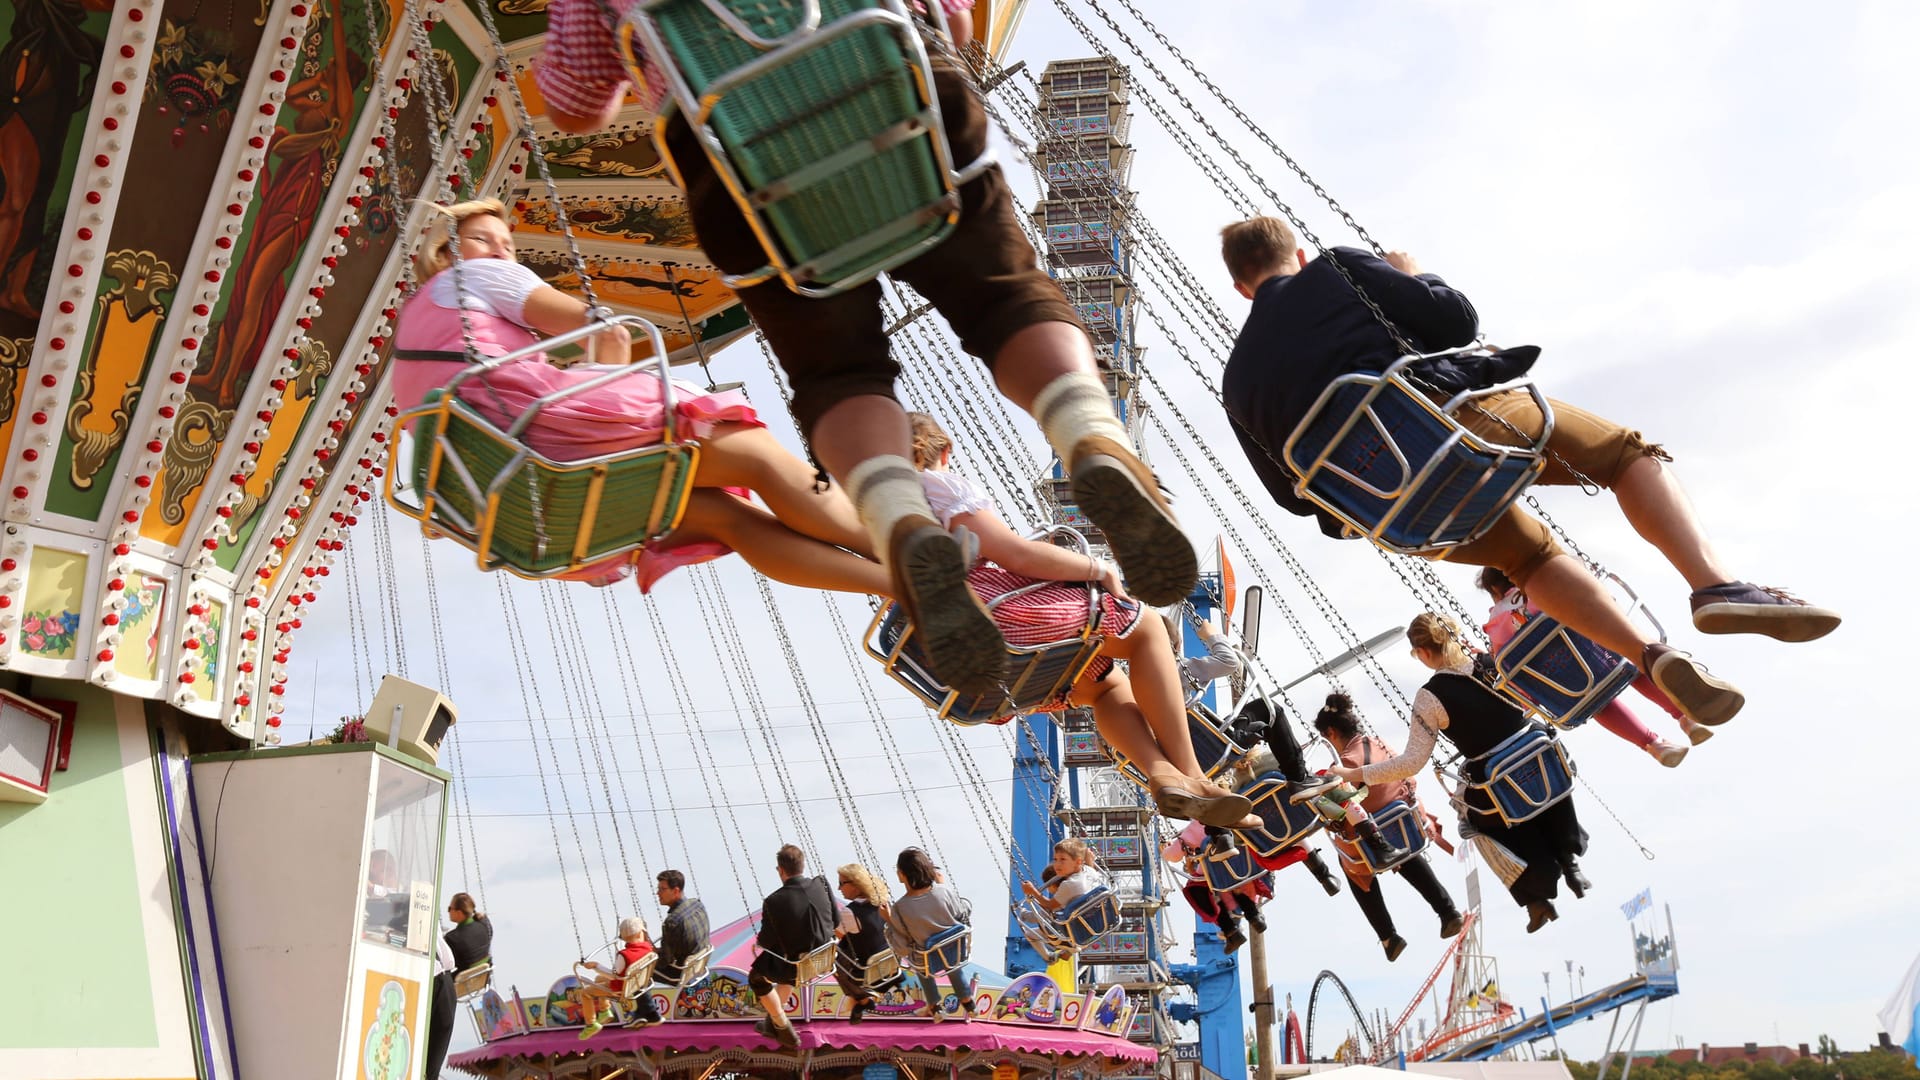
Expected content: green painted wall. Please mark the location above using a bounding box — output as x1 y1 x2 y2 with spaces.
0 684 161 1049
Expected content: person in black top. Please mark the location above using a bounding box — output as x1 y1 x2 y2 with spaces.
1329 614 1586 934
654 870 710 986
830 863 896 1024
749 844 835 1047
1217 216 1837 733
444 892 492 973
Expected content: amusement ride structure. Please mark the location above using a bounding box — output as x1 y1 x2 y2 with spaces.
0 1 1699 1079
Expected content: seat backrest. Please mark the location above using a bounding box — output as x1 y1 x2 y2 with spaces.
453 962 493 999
1061 887 1120 943
792 940 839 984
673 945 714 988
917 923 972 974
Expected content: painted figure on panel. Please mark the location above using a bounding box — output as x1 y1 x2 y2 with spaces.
0 0 114 322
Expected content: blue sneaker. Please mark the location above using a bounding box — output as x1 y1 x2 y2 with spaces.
1690 581 1839 642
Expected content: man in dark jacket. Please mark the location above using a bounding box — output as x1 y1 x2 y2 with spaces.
748 844 835 1047
1216 216 1838 731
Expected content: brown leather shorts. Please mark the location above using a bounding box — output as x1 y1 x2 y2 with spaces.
1437 390 1669 584
664 56 1085 437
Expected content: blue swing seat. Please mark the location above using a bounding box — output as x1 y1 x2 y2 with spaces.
1201 844 1268 893
1491 613 1639 729
1332 799 1428 876
1059 886 1121 945
1470 726 1576 827
909 923 971 975
1237 773 1325 860
1282 354 1552 554
624 0 995 298
864 529 1106 725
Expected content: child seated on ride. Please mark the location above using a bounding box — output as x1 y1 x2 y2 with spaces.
572 916 663 1039
1229 694 1407 869
1477 567 1703 767
536 0 1198 700
391 198 890 600
832 863 898 1024
884 848 977 1021
1015 839 1109 963
905 413 1258 831
1312 693 1463 962
1162 819 1269 954
1215 216 1839 730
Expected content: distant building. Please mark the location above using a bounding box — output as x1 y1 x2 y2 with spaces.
1639 1043 1814 1066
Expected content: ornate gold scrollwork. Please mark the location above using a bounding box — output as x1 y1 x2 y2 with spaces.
66 250 176 490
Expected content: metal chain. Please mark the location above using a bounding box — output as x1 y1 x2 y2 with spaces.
537 576 648 910
416 530 487 907
640 594 756 915
466 0 606 315
751 573 883 871
597 589 697 904
684 565 822 863
815 593 952 874
492 574 593 954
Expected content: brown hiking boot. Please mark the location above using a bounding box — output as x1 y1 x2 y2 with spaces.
889 518 1007 696
1067 436 1197 606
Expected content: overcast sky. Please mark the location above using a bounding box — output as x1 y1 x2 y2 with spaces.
300 0 1919 1061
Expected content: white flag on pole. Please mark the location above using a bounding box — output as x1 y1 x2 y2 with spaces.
1879 952 1920 1059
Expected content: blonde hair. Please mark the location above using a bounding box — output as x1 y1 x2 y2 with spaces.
1054 837 1096 870
907 412 952 471
414 198 509 282
1406 612 1472 669
837 863 891 917
617 915 649 941
1219 216 1299 287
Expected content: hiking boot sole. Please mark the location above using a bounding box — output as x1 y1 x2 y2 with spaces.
896 525 1007 696
1693 602 1841 643
1070 446 1197 607
1649 651 1744 727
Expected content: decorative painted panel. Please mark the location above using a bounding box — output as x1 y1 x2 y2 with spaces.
21 546 87 660
47 0 272 522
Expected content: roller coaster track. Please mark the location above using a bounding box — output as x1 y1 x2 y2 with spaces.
1305 969 1377 1062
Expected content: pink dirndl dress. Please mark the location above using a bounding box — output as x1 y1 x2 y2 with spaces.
921 471 1142 708
392 260 759 591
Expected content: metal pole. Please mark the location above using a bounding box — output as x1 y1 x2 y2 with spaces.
1248 923 1276 1080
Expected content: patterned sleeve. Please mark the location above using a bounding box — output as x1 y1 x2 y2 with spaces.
535 0 660 122
1359 691 1446 786
919 470 994 528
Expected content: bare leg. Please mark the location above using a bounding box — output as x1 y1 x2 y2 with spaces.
694 422 873 556
759 988 791 1026
1098 615 1203 777
807 396 916 492
1523 554 1653 660
669 490 891 597
1071 672 1175 778
988 321 1100 408
1612 456 1733 590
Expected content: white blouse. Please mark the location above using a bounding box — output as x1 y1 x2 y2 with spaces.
1357 656 1475 786
919 469 994 530
426 258 544 324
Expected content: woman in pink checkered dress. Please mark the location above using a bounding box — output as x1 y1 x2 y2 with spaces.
908 413 1258 830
